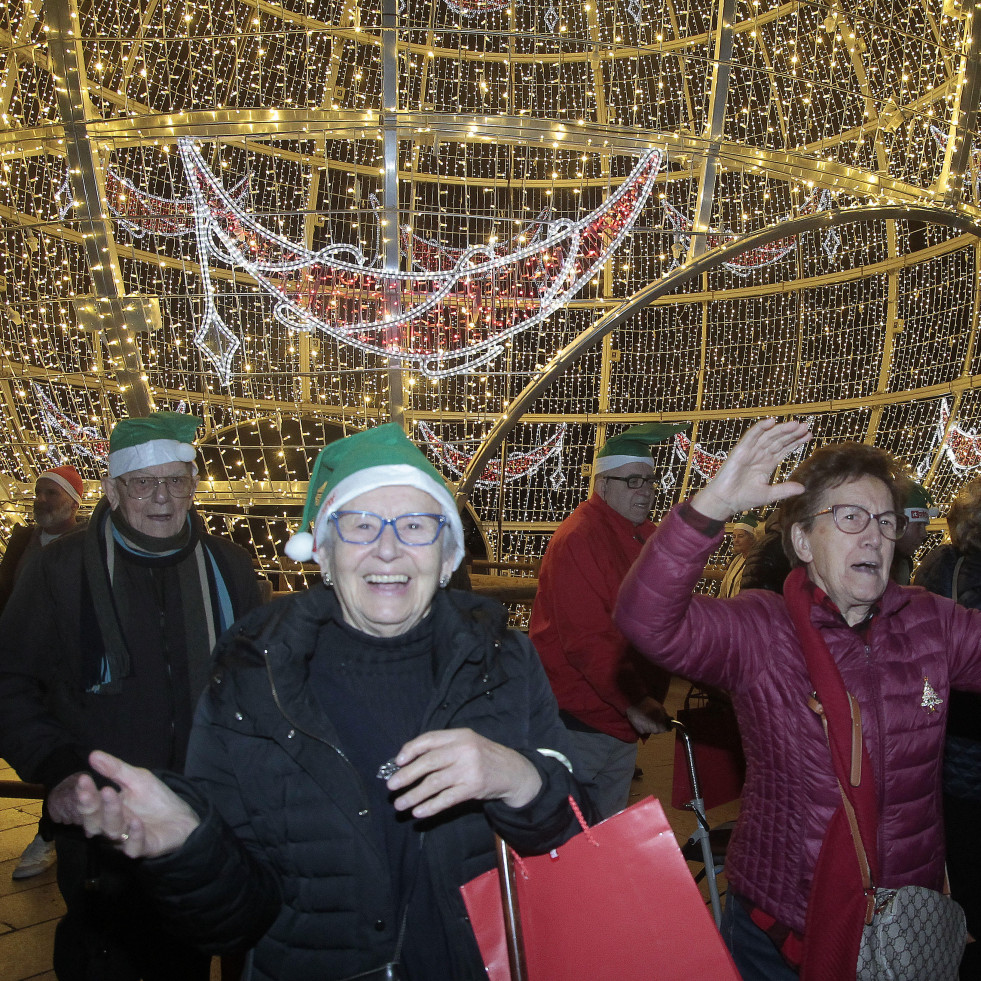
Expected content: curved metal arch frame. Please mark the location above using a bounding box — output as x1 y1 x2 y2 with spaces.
1 109 967 211
454 202 981 502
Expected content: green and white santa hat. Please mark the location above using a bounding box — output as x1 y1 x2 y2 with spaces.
284 422 464 568
107 411 200 478
594 422 688 474
731 511 760 534
904 481 939 523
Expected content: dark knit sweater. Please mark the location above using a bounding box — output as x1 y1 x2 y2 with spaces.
312 615 451 980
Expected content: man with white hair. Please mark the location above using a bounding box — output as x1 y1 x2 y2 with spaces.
530 423 680 818
0 411 261 981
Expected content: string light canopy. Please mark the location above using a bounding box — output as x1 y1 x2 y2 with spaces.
2 0 981 595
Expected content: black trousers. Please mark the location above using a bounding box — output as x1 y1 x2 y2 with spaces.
53 835 212 981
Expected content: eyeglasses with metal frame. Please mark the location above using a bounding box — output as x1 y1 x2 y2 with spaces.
602 474 657 489
329 510 448 546
117 474 195 500
808 504 908 541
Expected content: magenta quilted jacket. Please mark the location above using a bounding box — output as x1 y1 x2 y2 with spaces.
615 503 981 933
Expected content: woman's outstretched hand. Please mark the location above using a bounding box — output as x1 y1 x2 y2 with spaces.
692 418 812 521
57 750 201 859
385 729 542 820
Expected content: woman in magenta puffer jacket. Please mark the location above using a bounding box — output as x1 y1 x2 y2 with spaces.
616 420 981 981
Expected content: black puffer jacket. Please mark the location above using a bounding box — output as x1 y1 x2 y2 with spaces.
144 585 593 981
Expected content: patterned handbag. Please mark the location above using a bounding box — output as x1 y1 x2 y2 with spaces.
855 884 966 981
809 695 966 980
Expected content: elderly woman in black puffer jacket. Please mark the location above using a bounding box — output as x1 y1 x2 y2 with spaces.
48 424 594 981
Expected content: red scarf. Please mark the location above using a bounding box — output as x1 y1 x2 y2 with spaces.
783 567 879 981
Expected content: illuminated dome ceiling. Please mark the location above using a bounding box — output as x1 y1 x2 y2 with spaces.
2 0 981 573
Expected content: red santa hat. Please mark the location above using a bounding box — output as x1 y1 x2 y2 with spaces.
37 465 84 504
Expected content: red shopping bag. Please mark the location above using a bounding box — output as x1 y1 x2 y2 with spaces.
460 796 739 981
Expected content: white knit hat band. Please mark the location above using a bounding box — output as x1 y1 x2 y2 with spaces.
108 439 198 478
37 472 82 503
594 454 656 474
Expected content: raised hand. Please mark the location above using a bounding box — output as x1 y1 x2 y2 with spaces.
62 750 201 859
385 728 542 819
692 418 812 521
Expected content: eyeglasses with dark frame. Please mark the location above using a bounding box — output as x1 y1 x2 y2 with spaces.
329 510 448 547
808 504 909 541
116 474 195 500
602 474 657 490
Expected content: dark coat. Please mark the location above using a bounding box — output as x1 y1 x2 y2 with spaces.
915 544 981 742
0 517 86 613
0 510 261 789
142 586 593 981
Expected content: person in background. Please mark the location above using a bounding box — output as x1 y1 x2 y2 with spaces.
616 420 981 980
891 477 938 584
914 475 981 979
0 464 87 880
45 423 594 981
529 423 677 819
0 464 86 612
0 411 261 981
739 504 791 594
718 510 759 598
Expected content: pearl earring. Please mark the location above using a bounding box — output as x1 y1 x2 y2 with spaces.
439 575 450 588
322 571 333 586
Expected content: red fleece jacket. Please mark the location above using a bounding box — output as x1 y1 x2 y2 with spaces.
530 494 660 741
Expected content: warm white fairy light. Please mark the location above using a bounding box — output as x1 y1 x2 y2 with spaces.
418 420 567 488
177 139 662 383
0 0 978 599
663 191 837 277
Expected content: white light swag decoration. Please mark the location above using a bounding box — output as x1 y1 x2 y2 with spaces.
443 0 509 14
54 164 251 234
401 208 553 273
34 383 109 466
673 431 727 479
177 138 663 383
931 125 981 203
664 190 835 275
916 398 981 476
417 421 568 489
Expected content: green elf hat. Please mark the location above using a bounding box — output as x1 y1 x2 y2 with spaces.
731 511 759 534
284 423 464 568
594 422 688 475
904 481 939 523
107 411 200 478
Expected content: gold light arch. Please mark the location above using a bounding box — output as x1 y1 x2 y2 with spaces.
2 0 981 582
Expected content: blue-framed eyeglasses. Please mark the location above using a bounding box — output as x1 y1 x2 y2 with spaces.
809 504 908 542
329 510 447 546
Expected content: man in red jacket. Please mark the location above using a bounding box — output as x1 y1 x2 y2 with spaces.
529 424 679 817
